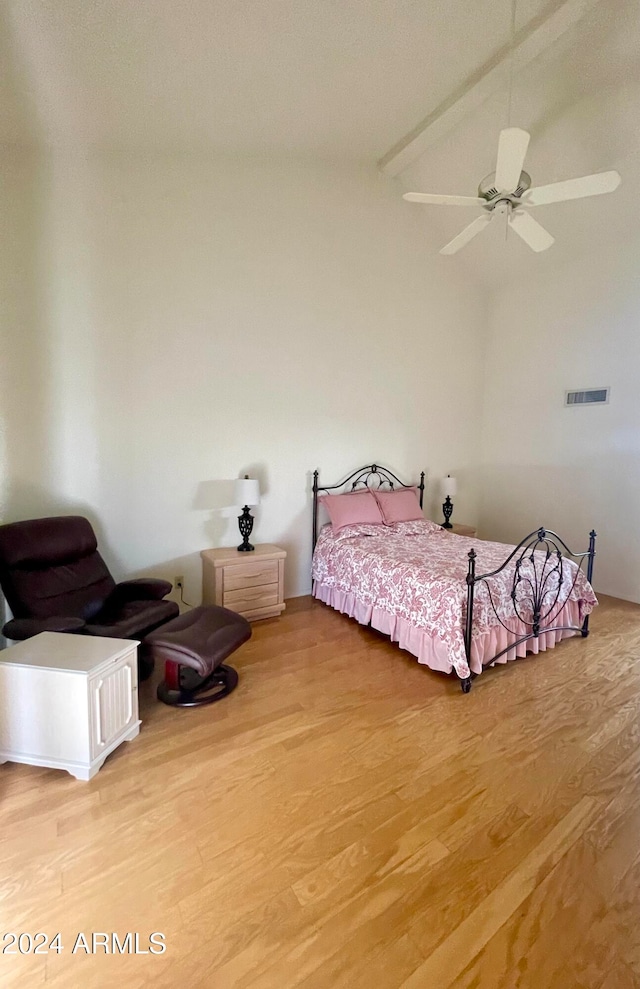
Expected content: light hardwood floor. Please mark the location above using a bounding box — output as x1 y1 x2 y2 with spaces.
1 593 640 988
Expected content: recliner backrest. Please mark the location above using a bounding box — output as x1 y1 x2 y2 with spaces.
0 516 116 621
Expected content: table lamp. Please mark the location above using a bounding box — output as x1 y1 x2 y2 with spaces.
235 475 261 552
441 475 457 529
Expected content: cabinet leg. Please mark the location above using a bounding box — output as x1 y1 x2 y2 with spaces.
69 764 102 781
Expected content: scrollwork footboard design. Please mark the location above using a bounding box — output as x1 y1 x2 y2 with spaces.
460 527 597 694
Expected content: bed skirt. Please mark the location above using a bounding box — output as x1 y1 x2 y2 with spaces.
312 580 582 677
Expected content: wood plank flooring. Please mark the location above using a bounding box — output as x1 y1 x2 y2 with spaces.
1 593 640 988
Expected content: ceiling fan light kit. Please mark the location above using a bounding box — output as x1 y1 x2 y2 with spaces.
403 126 621 256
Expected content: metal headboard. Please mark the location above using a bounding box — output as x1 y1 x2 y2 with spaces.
312 464 425 550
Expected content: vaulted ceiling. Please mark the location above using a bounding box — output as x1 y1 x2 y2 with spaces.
395 0 640 286
1 0 571 156
2 0 638 286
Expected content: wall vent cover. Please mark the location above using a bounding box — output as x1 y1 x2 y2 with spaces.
565 387 610 407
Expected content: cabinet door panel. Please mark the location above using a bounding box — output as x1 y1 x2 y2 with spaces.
89 652 137 760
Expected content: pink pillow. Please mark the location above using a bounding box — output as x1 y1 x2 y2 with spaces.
319 491 384 531
372 487 423 524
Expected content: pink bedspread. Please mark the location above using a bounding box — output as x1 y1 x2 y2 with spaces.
311 520 598 679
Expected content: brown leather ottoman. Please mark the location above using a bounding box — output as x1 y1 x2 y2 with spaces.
146 605 251 707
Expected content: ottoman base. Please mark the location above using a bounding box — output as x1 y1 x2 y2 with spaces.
157 662 239 708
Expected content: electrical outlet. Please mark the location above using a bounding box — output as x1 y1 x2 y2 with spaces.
174 575 184 590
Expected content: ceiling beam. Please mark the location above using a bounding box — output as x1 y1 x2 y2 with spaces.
378 0 604 177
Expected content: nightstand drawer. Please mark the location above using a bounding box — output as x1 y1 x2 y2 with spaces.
224 582 280 613
224 559 279 590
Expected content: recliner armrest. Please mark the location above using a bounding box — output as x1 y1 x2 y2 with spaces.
3 616 86 640
113 578 173 602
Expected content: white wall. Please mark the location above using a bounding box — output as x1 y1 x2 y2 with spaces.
479 239 640 602
0 151 486 602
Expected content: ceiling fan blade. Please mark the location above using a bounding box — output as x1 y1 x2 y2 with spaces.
403 192 487 207
508 210 554 252
524 170 621 206
495 128 530 192
440 214 493 255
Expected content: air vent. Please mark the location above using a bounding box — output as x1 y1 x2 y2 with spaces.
565 388 610 407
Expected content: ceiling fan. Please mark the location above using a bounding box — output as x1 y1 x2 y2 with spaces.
403 128 621 255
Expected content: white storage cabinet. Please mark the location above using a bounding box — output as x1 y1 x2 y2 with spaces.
0 632 140 780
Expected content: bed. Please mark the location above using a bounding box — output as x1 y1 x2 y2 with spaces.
311 465 598 693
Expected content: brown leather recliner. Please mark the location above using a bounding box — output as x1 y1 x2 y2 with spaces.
0 516 179 678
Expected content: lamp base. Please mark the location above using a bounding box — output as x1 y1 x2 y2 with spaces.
441 496 454 529
237 506 255 552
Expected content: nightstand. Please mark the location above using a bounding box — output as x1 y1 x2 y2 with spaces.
448 523 477 538
201 544 286 622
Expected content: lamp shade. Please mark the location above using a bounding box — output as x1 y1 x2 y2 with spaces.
441 475 457 498
235 476 260 507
